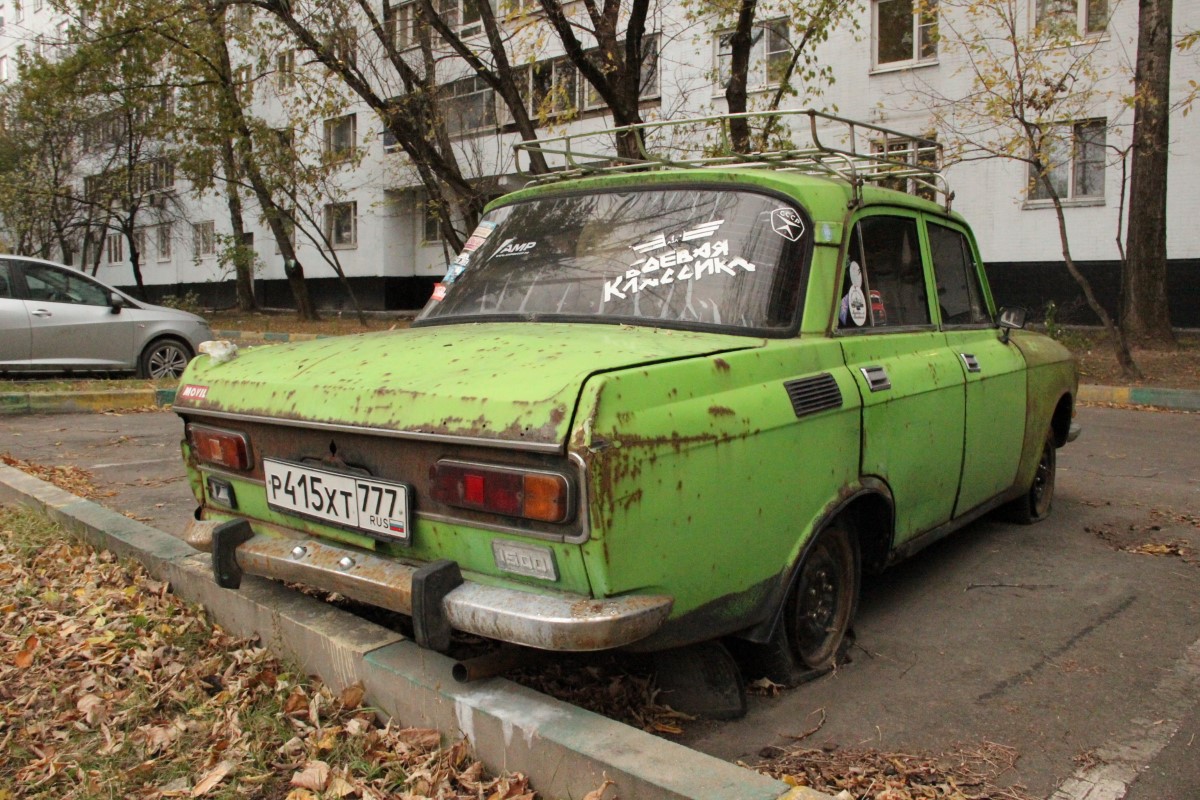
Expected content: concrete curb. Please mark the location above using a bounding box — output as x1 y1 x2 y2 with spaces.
211 329 332 343
0 462 814 800
1077 384 1200 411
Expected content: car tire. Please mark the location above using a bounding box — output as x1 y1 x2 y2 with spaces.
1006 428 1056 524
139 337 192 379
742 519 860 686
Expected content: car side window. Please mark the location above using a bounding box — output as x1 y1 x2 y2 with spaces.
839 215 930 330
22 263 110 307
927 222 990 326
0 262 12 299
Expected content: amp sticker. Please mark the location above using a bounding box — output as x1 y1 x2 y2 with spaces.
770 208 806 242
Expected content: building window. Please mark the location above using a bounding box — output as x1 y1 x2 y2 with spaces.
156 223 172 261
874 0 938 68
325 202 357 248
325 25 357 69
438 0 482 37
106 233 124 264
324 113 357 160
193 221 216 257
13 3 22 23
423 203 441 242
0 56 7 83
1028 120 1105 202
1036 0 1107 36
440 75 497 135
716 20 790 91
233 64 253 102
275 50 295 91
132 228 147 261
384 3 413 50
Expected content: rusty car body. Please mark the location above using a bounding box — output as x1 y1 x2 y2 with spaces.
173 111 1078 679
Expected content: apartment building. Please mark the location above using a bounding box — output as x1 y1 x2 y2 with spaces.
2 0 1197 320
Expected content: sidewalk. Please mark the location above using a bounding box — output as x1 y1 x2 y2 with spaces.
3 328 1199 414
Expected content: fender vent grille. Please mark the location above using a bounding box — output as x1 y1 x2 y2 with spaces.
784 373 843 418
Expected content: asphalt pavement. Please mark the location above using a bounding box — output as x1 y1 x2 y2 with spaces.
0 404 1198 800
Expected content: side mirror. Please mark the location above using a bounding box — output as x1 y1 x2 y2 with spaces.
997 306 1027 330
109 292 126 314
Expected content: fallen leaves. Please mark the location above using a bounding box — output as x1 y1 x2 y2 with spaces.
0 505 544 799
0 452 112 500
755 740 1036 800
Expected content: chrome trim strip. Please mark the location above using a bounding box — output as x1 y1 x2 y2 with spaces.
176 407 565 455
195 524 672 652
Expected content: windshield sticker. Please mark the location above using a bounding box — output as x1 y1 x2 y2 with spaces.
442 263 466 285
770 208 806 242
630 220 725 254
178 384 209 401
604 239 756 301
492 238 537 258
839 260 867 327
431 282 447 302
461 220 497 253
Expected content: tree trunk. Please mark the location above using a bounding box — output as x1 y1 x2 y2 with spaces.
725 0 757 154
220 137 258 311
1120 0 1174 343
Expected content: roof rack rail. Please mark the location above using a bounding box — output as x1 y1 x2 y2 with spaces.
513 109 952 209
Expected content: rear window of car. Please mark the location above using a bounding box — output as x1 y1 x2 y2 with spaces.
415 187 812 335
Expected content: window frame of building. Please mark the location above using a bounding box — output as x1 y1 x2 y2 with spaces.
323 113 357 160
325 25 357 69
873 0 938 70
0 55 7 83
438 0 482 37
440 74 498 136
422 202 441 243
715 19 790 93
324 201 358 249
233 64 254 102
156 223 172 262
193 220 216 258
384 3 413 51
106 232 124 264
1035 0 1108 37
275 49 295 91
1027 119 1106 204
13 3 22 23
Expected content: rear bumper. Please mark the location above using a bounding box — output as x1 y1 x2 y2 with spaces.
182 518 672 652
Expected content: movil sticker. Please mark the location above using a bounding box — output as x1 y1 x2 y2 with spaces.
178 384 209 401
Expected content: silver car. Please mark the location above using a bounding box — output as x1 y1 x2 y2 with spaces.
0 255 212 378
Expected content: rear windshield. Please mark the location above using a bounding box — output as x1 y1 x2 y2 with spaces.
415 187 811 334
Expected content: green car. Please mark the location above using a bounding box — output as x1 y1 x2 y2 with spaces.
174 112 1077 681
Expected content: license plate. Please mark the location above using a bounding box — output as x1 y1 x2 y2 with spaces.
263 459 411 544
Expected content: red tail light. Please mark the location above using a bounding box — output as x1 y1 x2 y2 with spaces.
187 424 252 471
430 460 572 523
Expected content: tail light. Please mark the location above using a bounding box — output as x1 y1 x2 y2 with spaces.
187 424 252 471
430 460 573 523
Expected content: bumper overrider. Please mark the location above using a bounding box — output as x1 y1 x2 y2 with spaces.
182 518 673 653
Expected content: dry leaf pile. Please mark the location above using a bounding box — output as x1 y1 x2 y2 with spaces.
1 453 112 500
0 505 538 799
755 741 1035 800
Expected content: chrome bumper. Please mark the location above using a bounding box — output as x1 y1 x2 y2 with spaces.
182 518 673 652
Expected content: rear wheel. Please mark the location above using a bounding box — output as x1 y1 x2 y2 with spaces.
744 519 860 685
1007 428 1056 524
139 337 191 379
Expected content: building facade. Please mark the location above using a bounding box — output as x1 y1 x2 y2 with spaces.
2 0 1198 322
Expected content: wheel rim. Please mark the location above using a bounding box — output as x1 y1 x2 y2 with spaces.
1030 438 1056 516
790 534 855 668
148 344 189 378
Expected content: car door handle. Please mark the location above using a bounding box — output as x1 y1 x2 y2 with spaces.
30 308 52 318
860 365 892 392
960 353 981 373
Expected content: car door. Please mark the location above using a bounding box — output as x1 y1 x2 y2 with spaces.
0 260 32 366
925 219 1027 515
836 211 967 542
18 260 136 370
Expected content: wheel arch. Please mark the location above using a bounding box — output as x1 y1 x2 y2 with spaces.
736 479 894 645
138 334 194 378
1050 391 1074 448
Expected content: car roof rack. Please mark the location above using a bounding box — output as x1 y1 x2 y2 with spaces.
513 108 952 210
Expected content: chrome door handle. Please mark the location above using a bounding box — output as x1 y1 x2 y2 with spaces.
30 309 52 318
860 365 891 392
960 353 981 373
